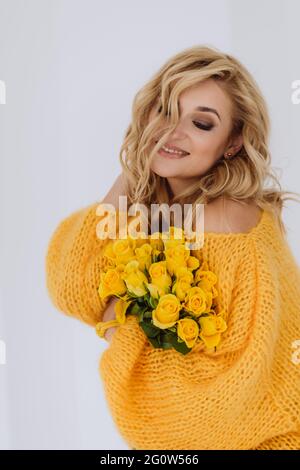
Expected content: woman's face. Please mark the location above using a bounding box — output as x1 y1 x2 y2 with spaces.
149 78 241 182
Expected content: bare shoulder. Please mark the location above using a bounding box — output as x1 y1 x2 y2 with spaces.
204 197 263 234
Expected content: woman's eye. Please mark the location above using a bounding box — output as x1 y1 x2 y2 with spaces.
157 106 213 131
193 121 214 131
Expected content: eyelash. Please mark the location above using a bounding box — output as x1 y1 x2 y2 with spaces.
157 107 214 131
193 121 214 131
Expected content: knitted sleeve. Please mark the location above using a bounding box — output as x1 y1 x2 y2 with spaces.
252 431 300 450
45 201 112 327
98 229 300 450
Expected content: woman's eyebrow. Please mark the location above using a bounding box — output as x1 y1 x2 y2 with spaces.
178 101 221 121
194 106 221 122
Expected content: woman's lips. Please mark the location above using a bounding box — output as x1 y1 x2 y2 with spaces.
158 147 189 159
155 140 190 158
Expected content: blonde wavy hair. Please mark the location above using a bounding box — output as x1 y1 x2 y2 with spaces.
118 44 300 236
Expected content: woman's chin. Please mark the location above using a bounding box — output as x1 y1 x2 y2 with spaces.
150 160 184 178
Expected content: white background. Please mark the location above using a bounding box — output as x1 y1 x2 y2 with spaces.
0 0 299 450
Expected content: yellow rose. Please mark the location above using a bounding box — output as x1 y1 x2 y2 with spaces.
122 260 148 297
165 244 190 276
177 318 199 349
195 261 217 284
194 264 218 299
183 286 213 317
174 266 194 280
190 247 204 265
114 297 132 324
152 248 162 259
135 243 153 271
169 226 185 240
171 267 194 301
172 277 193 301
103 237 136 266
152 293 181 329
198 314 227 349
112 238 136 265
102 240 116 260
98 265 127 299
186 256 200 271
198 278 218 299
149 232 165 253
148 261 172 293
146 283 165 299
128 231 149 246
162 226 185 249
100 252 117 271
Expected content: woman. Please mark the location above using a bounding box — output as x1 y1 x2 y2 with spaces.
46 45 300 450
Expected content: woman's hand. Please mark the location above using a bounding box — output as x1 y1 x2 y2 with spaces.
102 296 119 342
100 171 127 342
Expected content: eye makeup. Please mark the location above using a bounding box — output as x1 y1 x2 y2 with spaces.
157 106 215 131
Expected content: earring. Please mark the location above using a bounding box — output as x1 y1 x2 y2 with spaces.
224 152 232 159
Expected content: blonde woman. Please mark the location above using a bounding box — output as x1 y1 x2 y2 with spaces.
46 45 300 450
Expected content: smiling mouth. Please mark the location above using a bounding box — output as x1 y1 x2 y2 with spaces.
155 140 190 157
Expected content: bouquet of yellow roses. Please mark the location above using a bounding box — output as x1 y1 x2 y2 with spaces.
95 226 227 355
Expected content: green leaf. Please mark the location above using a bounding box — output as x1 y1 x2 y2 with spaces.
172 341 191 355
147 329 191 355
142 280 150 293
126 289 139 299
139 320 161 338
148 336 161 348
152 254 156 263
143 291 156 309
149 296 158 309
128 302 141 315
139 306 151 322
168 326 177 333
143 290 150 300
162 330 177 341
160 341 174 350
180 309 193 318
143 310 152 319
137 311 144 322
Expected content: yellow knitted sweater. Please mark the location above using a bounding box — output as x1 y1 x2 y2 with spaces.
45 201 300 450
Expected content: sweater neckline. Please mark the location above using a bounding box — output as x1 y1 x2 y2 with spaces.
202 208 269 239
116 207 271 240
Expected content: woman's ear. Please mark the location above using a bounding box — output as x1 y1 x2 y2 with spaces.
225 133 244 157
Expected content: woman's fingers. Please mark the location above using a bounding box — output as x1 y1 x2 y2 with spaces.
104 326 118 342
102 297 119 342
